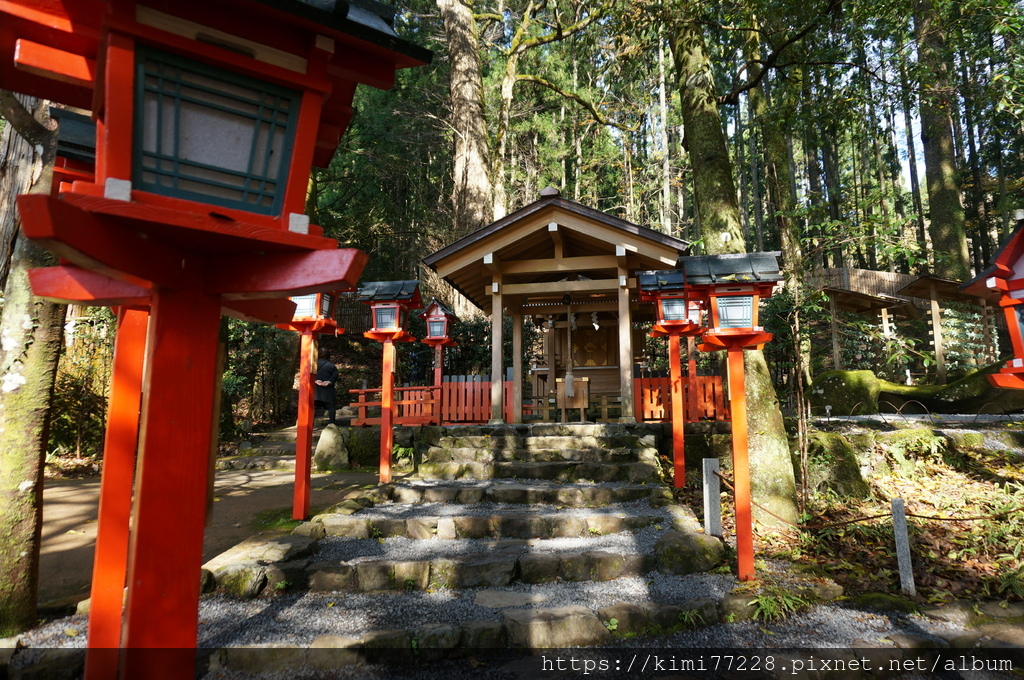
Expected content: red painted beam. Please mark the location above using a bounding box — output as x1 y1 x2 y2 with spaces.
14 38 95 87
17 194 190 289
223 299 298 324
28 265 151 306
206 248 369 298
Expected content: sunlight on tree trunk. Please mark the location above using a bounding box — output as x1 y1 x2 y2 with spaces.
667 16 798 526
0 92 62 635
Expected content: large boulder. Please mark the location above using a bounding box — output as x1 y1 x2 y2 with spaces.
314 425 348 470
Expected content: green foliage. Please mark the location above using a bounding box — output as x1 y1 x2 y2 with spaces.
751 583 812 622
47 309 116 460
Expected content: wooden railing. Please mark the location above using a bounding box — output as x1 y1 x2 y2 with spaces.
634 375 729 422
349 375 728 426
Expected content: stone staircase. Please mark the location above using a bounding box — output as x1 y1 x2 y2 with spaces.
198 424 746 654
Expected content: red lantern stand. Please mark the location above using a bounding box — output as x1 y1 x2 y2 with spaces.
277 293 343 520
0 2 428 677
678 252 783 582
638 271 704 489
695 282 777 582
358 282 423 483
419 299 459 420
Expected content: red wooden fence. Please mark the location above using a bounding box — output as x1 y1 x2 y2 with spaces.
349 376 727 426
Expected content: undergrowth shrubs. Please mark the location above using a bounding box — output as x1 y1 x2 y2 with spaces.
768 430 1024 604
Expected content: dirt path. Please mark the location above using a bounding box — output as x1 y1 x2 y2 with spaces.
40 468 382 605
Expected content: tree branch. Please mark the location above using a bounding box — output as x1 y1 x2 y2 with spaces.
718 0 844 105
516 74 636 132
0 90 56 147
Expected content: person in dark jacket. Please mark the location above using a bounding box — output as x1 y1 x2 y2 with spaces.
314 346 338 425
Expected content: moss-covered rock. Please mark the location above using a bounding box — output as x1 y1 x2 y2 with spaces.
809 370 883 415
848 592 918 613
804 432 871 497
655 530 725 574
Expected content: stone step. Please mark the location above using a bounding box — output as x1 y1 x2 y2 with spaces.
215 455 295 471
429 433 656 451
421 445 657 465
316 511 669 541
417 460 662 483
305 547 660 592
380 480 673 507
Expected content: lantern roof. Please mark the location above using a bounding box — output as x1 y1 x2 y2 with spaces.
637 269 686 294
51 108 96 164
357 280 422 306
419 298 458 319
678 252 784 287
0 0 430 165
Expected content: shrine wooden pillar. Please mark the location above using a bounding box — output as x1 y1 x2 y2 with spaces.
85 307 148 679
928 281 947 384
617 264 635 423
512 310 524 424
490 282 504 424
121 289 221 675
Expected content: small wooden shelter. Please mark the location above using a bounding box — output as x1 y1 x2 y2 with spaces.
422 188 691 423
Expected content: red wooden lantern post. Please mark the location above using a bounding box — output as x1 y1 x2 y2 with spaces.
639 270 705 488
685 253 782 582
0 2 428 677
420 299 459 418
358 281 422 483
278 292 342 520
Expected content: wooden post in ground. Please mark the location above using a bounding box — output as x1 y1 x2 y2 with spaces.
293 329 316 519
85 307 148 679
121 289 221 678
703 458 722 538
891 497 917 596
380 338 395 483
727 347 755 581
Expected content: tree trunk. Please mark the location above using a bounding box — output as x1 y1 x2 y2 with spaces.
0 93 62 636
913 0 970 280
667 18 798 526
436 0 493 237
669 22 746 254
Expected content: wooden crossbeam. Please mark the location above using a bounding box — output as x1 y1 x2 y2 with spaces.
14 39 95 87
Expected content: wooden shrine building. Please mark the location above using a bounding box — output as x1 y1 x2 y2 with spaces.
422 188 691 424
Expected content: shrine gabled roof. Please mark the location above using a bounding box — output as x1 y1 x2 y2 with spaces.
421 190 690 315
898 274 996 303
